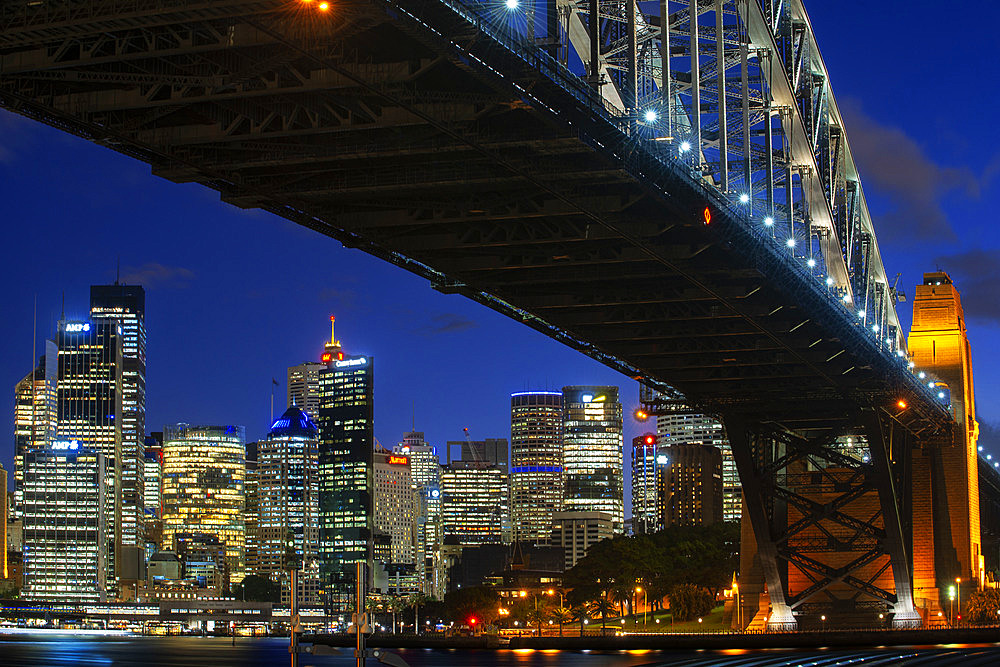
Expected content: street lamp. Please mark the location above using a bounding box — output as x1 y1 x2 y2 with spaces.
821 615 826 632
949 585 956 624
635 587 647 626
956 578 962 624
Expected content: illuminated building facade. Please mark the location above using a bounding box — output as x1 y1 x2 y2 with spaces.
90 284 146 553
257 407 320 603
13 343 56 519
287 361 325 420
142 433 162 519
657 409 741 523
373 451 417 564
55 318 122 589
0 463 6 579
561 386 624 532
656 444 723 528
510 391 563 543
22 443 107 601
630 434 659 534
394 432 442 596
318 345 374 609
550 511 613 570
244 440 260 577
440 462 509 547
161 424 246 587
447 438 509 471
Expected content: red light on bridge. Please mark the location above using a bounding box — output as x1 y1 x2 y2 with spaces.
703 207 712 225
644 435 655 445
897 400 907 410
634 409 649 421
318 1 330 9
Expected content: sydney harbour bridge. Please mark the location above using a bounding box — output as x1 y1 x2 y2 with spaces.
1 0 993 629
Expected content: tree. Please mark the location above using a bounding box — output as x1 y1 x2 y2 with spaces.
587 597 616 636
406 592 433 633
966 587 1000 623
525 601 547 636
232 575 281 603
443 586 499 628
570 604 590 637
550 606 573 637
667 583 714 622
610 586 631 617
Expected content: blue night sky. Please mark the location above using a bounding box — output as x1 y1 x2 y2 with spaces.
3 1 1000 511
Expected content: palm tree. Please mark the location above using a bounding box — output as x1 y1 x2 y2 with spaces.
611 586 631 618
525 603 547 637
550 606 573 637
588 597 615 636
570 604 590 637
408 592 432 634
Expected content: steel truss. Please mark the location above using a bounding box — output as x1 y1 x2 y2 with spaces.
725 410 922 628
556 0 903 353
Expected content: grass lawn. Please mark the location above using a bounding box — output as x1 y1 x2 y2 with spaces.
608 604 728 633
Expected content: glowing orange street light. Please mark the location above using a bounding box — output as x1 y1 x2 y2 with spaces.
318 1 330 9
897 399 908 410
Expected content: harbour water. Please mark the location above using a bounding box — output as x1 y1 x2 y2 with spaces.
2 636 1000 666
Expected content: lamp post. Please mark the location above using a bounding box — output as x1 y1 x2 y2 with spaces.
956 577 962 624
949 585 956 625
635 587 647 626
821 615 826 632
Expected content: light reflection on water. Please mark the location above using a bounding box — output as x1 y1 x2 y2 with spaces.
1 637 999 666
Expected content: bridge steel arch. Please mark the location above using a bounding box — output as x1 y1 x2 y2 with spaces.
0 0 958 626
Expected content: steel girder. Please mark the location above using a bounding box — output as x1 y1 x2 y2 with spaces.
726 410 920 627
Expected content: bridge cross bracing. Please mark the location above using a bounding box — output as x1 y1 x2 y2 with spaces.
0 0 963 626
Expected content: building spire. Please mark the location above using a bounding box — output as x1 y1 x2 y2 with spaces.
321 314 343 365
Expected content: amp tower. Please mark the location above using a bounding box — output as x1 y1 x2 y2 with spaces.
908 272 981 618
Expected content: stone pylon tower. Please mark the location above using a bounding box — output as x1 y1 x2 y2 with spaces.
908 272 981 615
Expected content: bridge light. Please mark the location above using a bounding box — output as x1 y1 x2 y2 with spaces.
634 409 649 421
703 207 712 225
764 216 774 226
872 324 879 333
505 0 518 8
979 446 984 452
826 277 834 286
928 381 935 389
908 361 915 368
897 349 905 357
807 258 816 268
644 109 658 123
318 1 330 9
918 371 926 379
739 193 750 204
897 400 907 410
857 310 865 318
680 141 692 152
988 454 992 461
842 294 851 302
785 238 795 248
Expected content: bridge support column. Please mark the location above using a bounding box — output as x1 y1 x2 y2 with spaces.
725 415 796 630
862 409 921 627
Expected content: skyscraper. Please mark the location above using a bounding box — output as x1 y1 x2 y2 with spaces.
657 409 741 523
394 432 441 596
439 462 510 547
510 391 563 543
630 433 659 534
257 407 320 601
22 441 107 601
90 283 146 551
287 361 325 420
13 343 56 519
562 386 624 532
656 444 723 528
446 437 509 472
317 322 373 610
54 318 122 587
373 450 416 565
161 424 246 588
0 463 7 580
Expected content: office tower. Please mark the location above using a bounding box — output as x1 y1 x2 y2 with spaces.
510 391 564 543
13 342 56 518
657 444 723 528
562 386 624 532
657 409 741 523
447 437 509 472
550 511 614 571
22 441 107 601
439 461 510 547
257 407 320 602
244 440 260 577
54 318 122 588
287 361 325 420
317 322 373 609
142 434 162 519
0 463 6 579
394 432 441 596
176 533 228 590
373 450 417 564
90 284 146 551
631 434 659 534
161 424 246 588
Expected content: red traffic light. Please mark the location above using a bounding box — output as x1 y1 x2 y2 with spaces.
469 617 477 625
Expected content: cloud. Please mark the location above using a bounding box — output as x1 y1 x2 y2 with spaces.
840 99 977 242
412 312 478 336
931 249 1000 323
120 262 196 289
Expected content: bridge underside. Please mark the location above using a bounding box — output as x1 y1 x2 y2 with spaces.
0 0 955 624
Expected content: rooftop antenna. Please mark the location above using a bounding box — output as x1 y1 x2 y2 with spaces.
60 292 65 320
115 256 121 286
